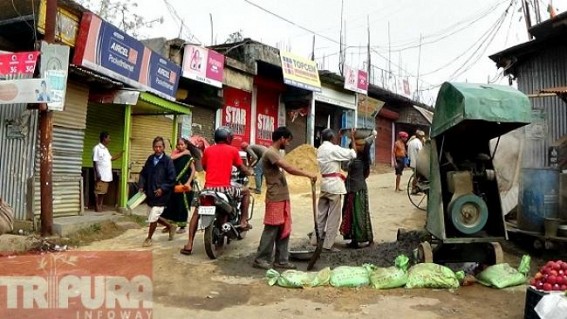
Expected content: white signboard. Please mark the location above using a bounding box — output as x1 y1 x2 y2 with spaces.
0 78 62 104
40 41 69 111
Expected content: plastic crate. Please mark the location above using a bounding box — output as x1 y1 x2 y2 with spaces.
524 286 547 319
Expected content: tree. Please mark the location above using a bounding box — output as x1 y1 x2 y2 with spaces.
76 0 162 38
225 30 244 44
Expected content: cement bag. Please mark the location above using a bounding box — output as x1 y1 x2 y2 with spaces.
266 267 331 288
330 264 374 288
476 255 530 289
370 255 410 289
0 199 14 235
405 263 465 289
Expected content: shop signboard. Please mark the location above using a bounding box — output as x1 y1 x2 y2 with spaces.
182 45 225 88
222 87 251 146
344 66 368 95
0 52 39 76
255 90 279 147
37 0 80 46
0 78 62 105
73 13 180 101
280 51 321 92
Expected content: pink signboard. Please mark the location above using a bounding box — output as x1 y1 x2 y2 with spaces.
344 66 368 95
182 45 225 88
0 52 39 76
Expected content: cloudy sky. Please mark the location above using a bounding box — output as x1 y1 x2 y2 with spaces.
104 0 566 104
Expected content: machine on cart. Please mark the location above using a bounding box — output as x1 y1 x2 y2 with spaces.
414 82 532 265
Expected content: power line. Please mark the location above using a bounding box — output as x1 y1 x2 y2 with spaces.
242 0 339 44
162 0 202 44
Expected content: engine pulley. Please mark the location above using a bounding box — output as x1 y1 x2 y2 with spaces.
448 194 489 234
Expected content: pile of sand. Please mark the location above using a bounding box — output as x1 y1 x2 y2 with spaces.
285 144 319 174
284 144 320 192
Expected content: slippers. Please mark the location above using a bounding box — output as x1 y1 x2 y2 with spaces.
179 247 192 255
240 224 253 231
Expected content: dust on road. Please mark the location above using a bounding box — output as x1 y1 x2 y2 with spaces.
81 170 528 319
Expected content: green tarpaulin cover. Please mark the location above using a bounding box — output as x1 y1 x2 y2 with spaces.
431 82 531 137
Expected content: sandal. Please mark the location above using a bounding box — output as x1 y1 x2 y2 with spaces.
240 224 253 231
179 247 192 255
142 238 152 247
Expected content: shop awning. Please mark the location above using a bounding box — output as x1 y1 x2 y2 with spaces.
89 89 191 115
134 92 191 115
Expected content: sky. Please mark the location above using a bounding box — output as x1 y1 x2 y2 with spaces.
92 0 567 105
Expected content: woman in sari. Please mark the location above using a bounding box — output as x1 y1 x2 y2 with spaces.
340 137 374 248
162 138 198 234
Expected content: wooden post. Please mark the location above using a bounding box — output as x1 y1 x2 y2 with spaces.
39 0 57 236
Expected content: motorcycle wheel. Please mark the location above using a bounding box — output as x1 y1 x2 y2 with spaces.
204 222 224 259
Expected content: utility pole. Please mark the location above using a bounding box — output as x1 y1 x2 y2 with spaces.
310 35 315 61
533 0 541 24
388 21 391 78
339 0 344 75
367 15 371 84
521 0 533 39
415 33 422 101
40 0 57 237
209 13 214 45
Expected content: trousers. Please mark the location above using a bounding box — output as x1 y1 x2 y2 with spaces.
312 192 342 249
255 225 290 264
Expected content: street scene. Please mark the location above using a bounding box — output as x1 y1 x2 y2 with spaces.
0 0 566 319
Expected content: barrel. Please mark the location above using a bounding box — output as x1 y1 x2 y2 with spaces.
517 168 560 232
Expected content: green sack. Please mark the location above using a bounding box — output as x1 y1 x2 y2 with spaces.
330 264 374 288
476 255 531 289
405 263 464 289
370 255 410 289
266 267 332 288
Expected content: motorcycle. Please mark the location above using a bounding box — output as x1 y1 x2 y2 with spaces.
197 152 255 259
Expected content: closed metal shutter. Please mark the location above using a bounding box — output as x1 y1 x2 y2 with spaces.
130 115 174 177
53 82 88 129
82 104 125 169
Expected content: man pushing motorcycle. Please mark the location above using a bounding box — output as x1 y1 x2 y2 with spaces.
180 126 252 255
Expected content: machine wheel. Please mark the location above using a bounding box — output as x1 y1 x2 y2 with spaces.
449 194 489 235
490 242 504 265
416 242 434 263
407 173 428 211
204 222 225 259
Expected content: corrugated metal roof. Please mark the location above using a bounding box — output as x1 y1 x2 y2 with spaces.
413 105 434 124
540 86 567 94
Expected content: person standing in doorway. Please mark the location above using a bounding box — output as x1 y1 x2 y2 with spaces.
252 127 317 270
240 142 268 194
139 136 177 247
93 131 123 212
393 131 409 192
312 128 357 252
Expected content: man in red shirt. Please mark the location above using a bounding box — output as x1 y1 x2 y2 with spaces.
181 127 252 255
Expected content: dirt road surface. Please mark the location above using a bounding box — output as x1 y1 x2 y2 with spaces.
83 171 528 319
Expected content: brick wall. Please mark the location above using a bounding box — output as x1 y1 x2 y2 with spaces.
191 106 217 143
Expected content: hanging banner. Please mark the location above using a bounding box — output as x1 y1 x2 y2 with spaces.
182 45 225 88
0 52 39 76
222 87 251 146
344 66 368 95
280 51 321 92
0 79 63 104
255 90 279 147
73 13 180 101
40 42 70 111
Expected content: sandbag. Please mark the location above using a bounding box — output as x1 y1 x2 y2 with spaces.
405 263 465 289
370 255 410 289
330 264 374 288
266 267 331 288
0 199 14 235
476 255 530 289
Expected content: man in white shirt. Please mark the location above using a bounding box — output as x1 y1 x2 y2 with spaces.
313 128 357 251
407 130 425 194
93 131 123 212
